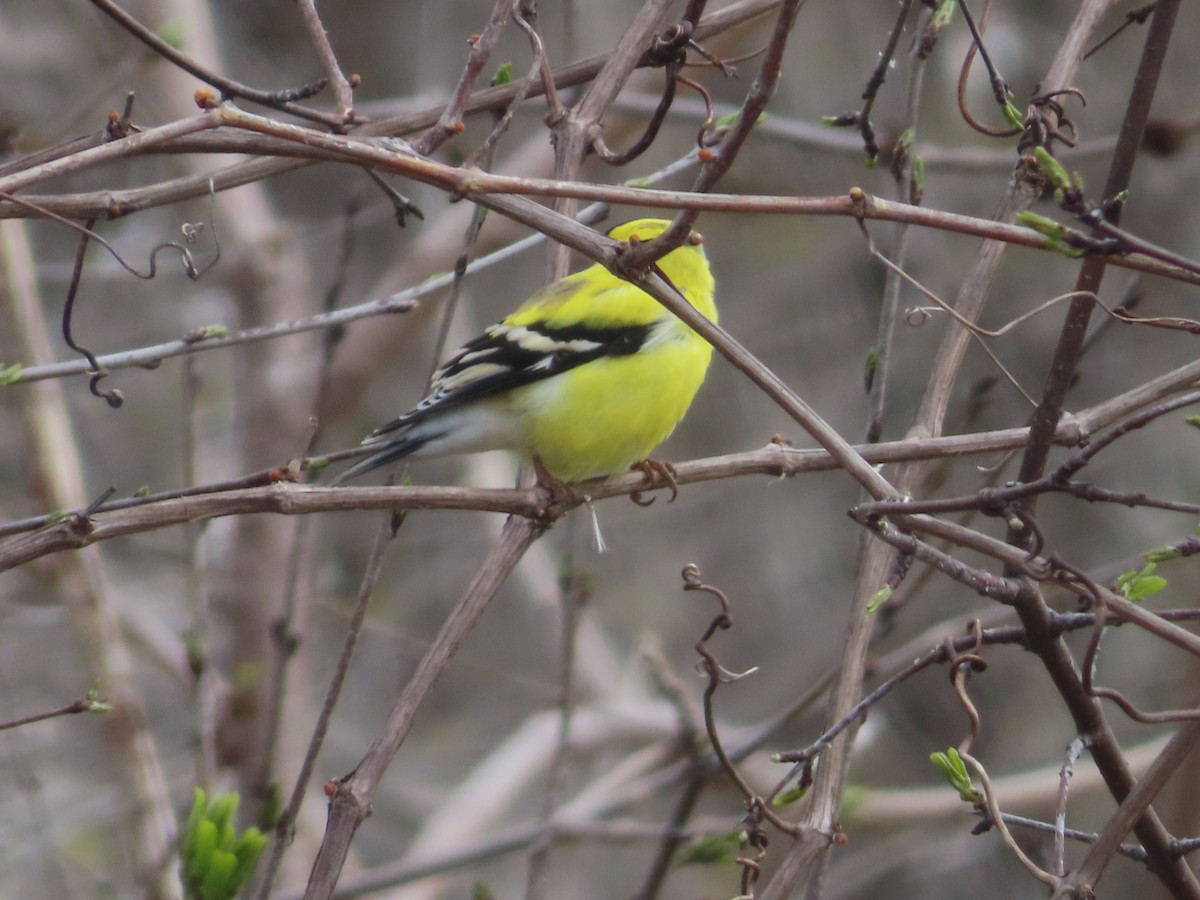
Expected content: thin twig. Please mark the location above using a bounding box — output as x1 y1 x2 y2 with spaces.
254 514 395 898
0 696 109 732
86 0 344 127
1064 719 1200 895
303 517 543 898
292 0 356 125
417 0 517 156
866 1 934 443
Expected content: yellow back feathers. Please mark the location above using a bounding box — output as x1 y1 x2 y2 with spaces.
341 218 717 484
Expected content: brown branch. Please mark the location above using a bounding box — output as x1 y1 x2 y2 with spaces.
303 516 543 898
1011 0 1183 523
86 0 345 128
11 139 1200 290
1 0 781 213
292 0 356 125
255 515 394 898
765 3 1162 897
992 4 1200 894
1062 720 1200 896
0 695 109 732
547 0 677 276
416 0 517 156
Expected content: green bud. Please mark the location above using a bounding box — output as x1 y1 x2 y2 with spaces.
1032 147 1072 190
185 818 219 888
232 828 268 887
677 830 743 866
1143 546 1179 563
182 789 267 899
931 0 955 27
1115 563 1166 601
930 748 978 803
867 586 892 614
207 793 238 832
200 848 238 900
773 784 809 806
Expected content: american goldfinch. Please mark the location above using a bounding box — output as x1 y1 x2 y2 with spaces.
339 218 717 484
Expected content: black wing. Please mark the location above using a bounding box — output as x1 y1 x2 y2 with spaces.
367 320 655 438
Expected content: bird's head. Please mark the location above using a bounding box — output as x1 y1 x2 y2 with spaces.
607 218 716 321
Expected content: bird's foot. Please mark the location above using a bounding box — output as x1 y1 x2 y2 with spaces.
630 458 678 506
532 455 578 509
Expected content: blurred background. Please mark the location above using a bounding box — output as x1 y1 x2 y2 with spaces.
2 1 1200 897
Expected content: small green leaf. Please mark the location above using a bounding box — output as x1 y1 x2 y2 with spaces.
1014 211 1086 258
1127 576 1167 601
1015 211 1064 236
491 61 512 86
677 830 743 867
1144 546 1180 563
0 362 23 384
931 0 955 27
1002 102 1023 129
867 586 892 614
710 110 764 130
200 848 238 900
930 748 978 803
231 828 268 887
1184 415 1200 430
207 793 239 834
773 785 809 806
182 789 267 900
185 818 219 889
182 788 207 870
1116 563 1166 601
1031 147 1072 192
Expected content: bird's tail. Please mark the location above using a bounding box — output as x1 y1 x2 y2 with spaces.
329 432 438 485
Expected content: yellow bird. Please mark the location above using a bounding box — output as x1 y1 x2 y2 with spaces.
339 218 717 485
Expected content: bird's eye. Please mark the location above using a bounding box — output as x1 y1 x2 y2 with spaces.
608 333 640 357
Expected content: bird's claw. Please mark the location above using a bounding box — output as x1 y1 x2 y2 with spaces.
532 455 578 511
630 458 678 506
